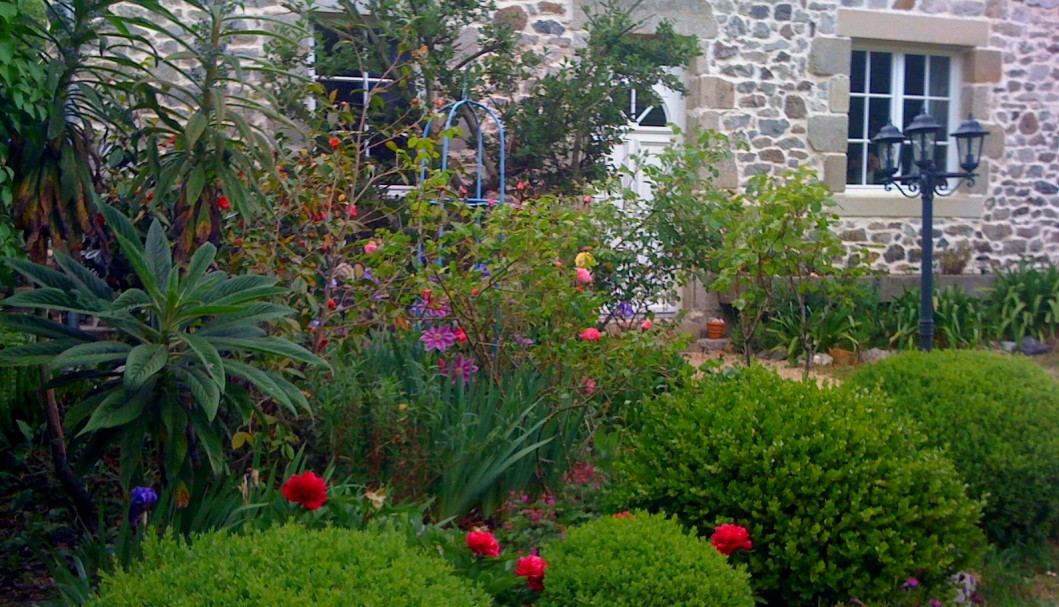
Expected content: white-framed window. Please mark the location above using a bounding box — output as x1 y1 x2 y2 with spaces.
310 18 415 165
846 46 961 187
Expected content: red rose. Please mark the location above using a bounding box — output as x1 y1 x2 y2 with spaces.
613 511 634 519
217 195 231 210
515 554 548 591
281 471 328 510
327 298 337 310
329 136 341 150
465 530 500 558
711 524 752 556
454 328 468 344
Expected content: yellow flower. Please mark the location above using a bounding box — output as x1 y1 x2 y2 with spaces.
575 252 595 269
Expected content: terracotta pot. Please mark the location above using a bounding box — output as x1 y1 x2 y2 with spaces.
705 320 726 339
828 348 857 366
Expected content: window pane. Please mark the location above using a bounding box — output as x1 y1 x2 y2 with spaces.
847 142 865 185
851 50 867 93
638 105 668 127
929 56 951 97
849 96 865 139
905 54 926 96
868 97 892 139
929 100 950 139
869 52 892 94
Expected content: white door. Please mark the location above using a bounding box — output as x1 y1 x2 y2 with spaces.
610 78 686 317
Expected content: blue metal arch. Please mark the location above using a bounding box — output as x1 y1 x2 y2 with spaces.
419 97 506 206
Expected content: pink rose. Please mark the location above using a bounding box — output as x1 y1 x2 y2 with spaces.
641 320 652 331
579 328 602 341
364 241 379 254
576 268 593 284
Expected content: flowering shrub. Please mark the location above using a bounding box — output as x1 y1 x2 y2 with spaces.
850 350 1059 545
85 524 490 607
616 367 985 606
466 530 501 558
537 512 754 607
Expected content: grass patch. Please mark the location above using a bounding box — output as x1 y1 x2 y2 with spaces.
978 541 1059 606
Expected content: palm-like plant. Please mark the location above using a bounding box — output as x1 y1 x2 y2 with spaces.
0 205 327 488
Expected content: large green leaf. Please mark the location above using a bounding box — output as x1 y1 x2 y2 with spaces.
1 288 89 314
53 253 114 301
179 332 225 389
144 219 173 288
0 339 83 366
180 242 217 298
3 257 78 291
172 366 221 422
208 336 326 367
223 359 301 413
112 288 153 309
0 313 97 342
123 343 169 390
53 341 133 368
99 205 161 300
78 378 156 435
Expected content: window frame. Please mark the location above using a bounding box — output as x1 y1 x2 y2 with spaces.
846 43 963 191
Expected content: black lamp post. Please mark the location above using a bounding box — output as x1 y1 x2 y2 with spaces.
871 111 988 351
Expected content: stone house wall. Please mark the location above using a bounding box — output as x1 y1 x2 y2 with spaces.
130 0 1058 275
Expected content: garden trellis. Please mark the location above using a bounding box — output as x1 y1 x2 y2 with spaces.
419 95 506 206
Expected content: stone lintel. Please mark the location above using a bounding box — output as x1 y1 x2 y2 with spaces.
837 8 990 47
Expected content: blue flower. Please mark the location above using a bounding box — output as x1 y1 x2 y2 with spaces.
129 486 158 526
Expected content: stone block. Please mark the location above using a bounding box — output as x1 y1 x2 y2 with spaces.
690 110 722 131
965 49 1002 83
690 76 735 109
494 6 528 30
829 75 850 113
807 115 849 152
823 154 847 193
708 155 739 189
960 84 990 119
808 37 852 76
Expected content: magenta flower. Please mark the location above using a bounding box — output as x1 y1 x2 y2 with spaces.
901 578 920 591
421 326 457 352
447 354 479 383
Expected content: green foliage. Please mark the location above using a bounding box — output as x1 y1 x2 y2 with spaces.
0 206 326 488
538 512 754 607
849 350 1059 545
880 286 987 350
310 330 590 521
762 282 873 362
616 367 985 606
987 259 1059 341
0 327 41 441
85 524 491 607
504 1 699 191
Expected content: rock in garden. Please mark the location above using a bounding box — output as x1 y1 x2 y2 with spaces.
812 353 833 367
860 348 894 363
1018 336 1052 356
1000 341 1018 353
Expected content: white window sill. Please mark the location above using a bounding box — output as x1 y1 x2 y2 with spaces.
834 189 984 218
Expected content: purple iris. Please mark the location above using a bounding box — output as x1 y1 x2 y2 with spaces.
474 263 492 278
615 302 635 319
129 486 158 526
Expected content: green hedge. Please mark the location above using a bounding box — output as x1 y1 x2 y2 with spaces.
86 524 490 607
538 512 754 607
616 367 984 606
849 350 1059 545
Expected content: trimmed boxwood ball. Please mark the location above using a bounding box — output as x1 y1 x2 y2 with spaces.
616 367 984 607
849 350 1059 546
85 524 491 607
538 512 754 607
